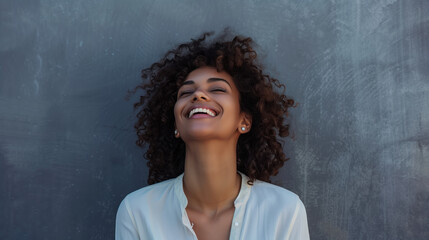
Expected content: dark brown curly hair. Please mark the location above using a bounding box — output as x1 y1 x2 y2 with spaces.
129 31 295 185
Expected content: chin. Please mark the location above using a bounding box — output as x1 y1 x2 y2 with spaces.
182 131 215 141
181 128 228 142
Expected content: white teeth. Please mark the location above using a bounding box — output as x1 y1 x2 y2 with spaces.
188 108 216 118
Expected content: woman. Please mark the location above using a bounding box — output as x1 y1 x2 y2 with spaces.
116 31 310 240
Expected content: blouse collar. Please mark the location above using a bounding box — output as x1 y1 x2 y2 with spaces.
174 171 252 228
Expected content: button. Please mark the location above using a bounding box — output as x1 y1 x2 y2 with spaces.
235 222 239 226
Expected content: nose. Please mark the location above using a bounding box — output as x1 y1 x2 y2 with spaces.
192 89 209 102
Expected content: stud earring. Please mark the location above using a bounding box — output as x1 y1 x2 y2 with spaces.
241 127 246 131
174 129 178 135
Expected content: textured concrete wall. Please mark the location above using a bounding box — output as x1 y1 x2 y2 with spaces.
1 0 428 239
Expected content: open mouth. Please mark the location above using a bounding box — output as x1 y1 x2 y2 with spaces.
187 108 218 118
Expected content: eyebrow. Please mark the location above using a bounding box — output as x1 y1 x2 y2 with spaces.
181 78 232 88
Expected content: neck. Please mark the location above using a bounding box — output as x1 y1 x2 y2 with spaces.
183 139 242 216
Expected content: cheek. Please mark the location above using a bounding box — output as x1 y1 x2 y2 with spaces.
173 101 180 118
174 99 186 121
224 97 241 117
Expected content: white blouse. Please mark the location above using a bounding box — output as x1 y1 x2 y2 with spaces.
116 172 310 240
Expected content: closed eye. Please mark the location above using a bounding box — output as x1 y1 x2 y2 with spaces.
179 91 194 97
211 88 226 93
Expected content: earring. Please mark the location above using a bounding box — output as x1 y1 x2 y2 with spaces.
241 127 246 131
174 129 178 135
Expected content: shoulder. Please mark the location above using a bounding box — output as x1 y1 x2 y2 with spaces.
252 180 301 203
247 180 309 238
250 180 305 213
121 177 177 210
251 180 310 239
115 177 182 239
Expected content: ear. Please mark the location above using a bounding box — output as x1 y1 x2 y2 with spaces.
174 123 180 138
238 112 252 133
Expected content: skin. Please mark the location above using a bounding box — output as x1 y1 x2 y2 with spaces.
174 66 252 239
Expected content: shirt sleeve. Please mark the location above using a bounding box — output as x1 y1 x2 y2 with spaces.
287 198 310 240
115 198 140 240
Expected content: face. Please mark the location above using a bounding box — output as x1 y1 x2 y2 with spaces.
174 66 250 142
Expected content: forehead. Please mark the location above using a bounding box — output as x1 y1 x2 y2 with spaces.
183 66 234 85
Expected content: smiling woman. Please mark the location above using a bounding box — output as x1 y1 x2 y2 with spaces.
174 67 246 142
116 31 310 240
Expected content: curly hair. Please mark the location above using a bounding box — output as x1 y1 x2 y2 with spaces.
128 31 295 185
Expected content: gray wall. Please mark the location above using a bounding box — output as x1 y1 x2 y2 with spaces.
1 0 428 239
